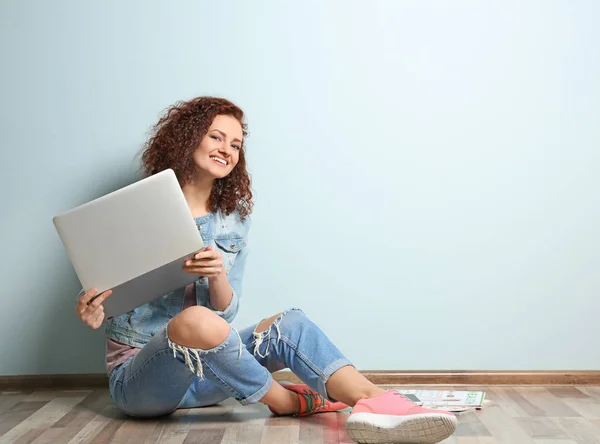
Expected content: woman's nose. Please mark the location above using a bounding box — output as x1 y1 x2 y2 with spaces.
218 144 231 157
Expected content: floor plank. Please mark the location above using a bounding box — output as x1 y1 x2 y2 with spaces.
0 401 48 437
0 396 85 443
547 387 590 399
517 388 580 417
0 395 27 416
502 387 546 417
65 413 114 444
30 427 65 444
220 423 264 444
146 421 190 444
483 387 529 418
533 440 578 444
553 417 600 444
109 418 159 443
454 410 492 436
260 424 299 444
87 417 124 444
184 428 227 444
12 428 46 444
475 404 536 443
298 417 324 444
514 417 569 439
0 386 599 443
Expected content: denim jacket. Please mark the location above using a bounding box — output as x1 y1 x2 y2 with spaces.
93 210 251 348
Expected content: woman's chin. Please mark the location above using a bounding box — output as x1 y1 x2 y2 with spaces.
210 168 231 179
197 164 231 180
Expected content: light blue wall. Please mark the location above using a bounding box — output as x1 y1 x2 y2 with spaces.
1 0 599 375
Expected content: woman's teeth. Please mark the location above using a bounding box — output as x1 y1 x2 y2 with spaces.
210 156 227 166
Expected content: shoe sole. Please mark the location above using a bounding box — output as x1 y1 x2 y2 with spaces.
345 412 457 444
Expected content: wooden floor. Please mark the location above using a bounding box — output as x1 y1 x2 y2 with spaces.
1 385 600 443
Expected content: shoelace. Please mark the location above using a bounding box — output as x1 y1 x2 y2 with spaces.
297 387 327 415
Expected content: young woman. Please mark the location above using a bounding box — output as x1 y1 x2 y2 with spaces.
75 97 457 444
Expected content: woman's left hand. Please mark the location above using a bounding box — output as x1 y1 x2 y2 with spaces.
183 246 224 279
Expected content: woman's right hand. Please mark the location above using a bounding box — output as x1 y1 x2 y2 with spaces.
76 288 113 330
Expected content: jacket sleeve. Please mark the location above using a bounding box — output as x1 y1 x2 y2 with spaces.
206 216 251 323
207 243 248 323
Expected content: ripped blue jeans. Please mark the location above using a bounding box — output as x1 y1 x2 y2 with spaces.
108 308 353 417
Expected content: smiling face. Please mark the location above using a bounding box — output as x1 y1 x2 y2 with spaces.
192 114 244 180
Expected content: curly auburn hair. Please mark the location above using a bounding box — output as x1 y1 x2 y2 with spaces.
140 96 253 220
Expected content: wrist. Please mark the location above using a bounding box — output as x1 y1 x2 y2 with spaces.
208 269 227 283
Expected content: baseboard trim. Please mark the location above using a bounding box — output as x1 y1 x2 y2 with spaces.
0 374 110 390
274 370 600 386
2 370 599 390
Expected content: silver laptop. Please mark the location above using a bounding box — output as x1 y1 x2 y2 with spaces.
53 168 204 319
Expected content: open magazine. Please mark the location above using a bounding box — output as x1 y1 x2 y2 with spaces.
397 390 489 413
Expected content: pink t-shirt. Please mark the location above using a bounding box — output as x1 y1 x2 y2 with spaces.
105 283 196 375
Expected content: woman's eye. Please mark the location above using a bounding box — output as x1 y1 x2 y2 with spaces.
211 135 221 141
232 144 241 150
